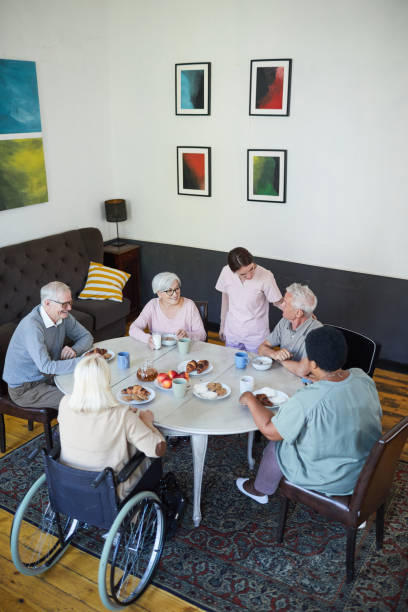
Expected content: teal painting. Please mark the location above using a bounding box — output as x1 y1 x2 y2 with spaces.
0 59 42 134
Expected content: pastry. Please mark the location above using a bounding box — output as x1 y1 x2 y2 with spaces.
186 360 198 373
121 385 150 402
86 347 109 359
256 393 274 407
196 359 209 373
207 382 227 396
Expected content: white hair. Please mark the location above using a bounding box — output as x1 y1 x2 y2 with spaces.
40 281 71 304
286 283 317 317
67 354 118 413
152 272 181 294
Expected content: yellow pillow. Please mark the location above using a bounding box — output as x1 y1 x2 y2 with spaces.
78 261 130 302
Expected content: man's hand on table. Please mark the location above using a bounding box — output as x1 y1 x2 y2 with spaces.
61 346 77 360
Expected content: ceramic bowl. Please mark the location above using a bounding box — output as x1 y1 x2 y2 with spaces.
161 334 177 346
252 356 273 371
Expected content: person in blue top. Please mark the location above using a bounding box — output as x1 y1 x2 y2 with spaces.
236 325 382 504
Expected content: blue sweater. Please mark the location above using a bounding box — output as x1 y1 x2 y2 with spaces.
3 306 93 387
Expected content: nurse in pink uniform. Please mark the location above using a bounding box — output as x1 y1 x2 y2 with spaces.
215 247 282 353
129 271 206 349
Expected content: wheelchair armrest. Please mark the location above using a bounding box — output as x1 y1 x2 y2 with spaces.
92 468 112 488
116 451 146 484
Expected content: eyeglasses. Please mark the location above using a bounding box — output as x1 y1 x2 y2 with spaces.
164 286 181 297
238 264 257 279
50 299 73 308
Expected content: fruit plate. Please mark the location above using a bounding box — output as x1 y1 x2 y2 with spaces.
253 387 288 408
154 378 173 392
161 334 177 346
178 360 213 376
85 349 115 362
117 386 155 405
193 382 231 401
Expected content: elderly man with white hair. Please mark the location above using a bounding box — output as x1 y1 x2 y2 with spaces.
258 282 322 377
3 281 93 409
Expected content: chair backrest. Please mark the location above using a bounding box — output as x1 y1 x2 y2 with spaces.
194 300 208 336
326 324 379 377
43 453 119 530
350 416 408 518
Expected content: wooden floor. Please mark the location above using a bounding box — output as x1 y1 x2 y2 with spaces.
0 337 407 611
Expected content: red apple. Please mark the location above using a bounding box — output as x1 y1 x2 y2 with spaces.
157 372 169 383
161 377 172 389
179 371 190 381
168 370 178 380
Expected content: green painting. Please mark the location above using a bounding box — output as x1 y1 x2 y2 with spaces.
253 156 279 196
0 138 48 210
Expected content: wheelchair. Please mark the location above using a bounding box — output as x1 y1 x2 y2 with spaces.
10 447 166 610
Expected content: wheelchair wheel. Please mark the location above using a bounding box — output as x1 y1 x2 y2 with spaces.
10 474 79 575
98 491 165 610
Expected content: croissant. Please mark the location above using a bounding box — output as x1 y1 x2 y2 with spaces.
186 360 198 373
196 359 209 373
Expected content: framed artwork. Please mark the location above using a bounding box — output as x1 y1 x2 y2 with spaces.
247 149 287 203
177 146 211 196
249 59 292 116
175 62 211 115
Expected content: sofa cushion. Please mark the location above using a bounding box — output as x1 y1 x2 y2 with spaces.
78 261 130 302
70 309 94 334
72 297 131 331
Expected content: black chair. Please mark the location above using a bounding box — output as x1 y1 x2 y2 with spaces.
326 324 380 377
10 449 165 608
194 300 208 340
277 416 408 583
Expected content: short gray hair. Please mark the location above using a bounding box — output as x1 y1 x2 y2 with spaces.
152 272 181 294
40 281 71 304
286 283 317 317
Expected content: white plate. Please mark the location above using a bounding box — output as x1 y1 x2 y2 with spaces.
252 356 273 370
117 385 155 406
85 349 115 362
161 334 177 346
253 387 289 407
193 382 231 401
178 360 213 376
154 378 173 392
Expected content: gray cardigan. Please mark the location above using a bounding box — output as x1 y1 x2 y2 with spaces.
3 305 93 387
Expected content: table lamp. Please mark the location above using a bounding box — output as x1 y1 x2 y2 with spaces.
105 199 127 247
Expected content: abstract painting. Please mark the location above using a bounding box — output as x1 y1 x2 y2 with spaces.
0 138 48 210
249 59 292 116
247 149 287 203
0 59 42 134
177 146 211 196
175 63 210 115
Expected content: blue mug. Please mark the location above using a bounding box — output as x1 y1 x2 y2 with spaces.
235 351 249 369
118 351 130 369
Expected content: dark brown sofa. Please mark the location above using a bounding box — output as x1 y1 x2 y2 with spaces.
0 226 130 395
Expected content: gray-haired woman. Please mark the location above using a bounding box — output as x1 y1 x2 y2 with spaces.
129 272 206 348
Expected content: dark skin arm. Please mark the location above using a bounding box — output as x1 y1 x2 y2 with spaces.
240 392 283 441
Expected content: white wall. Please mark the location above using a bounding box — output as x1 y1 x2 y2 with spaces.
1 0 407 280
0 0 113 246
108 0 408 280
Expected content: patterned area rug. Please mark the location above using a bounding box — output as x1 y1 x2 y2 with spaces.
1 433 407 611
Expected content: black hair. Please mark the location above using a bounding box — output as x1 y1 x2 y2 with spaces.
305 326 348 372
227 247 254 272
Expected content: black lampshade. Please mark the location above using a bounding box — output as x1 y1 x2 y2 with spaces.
105 198 127 222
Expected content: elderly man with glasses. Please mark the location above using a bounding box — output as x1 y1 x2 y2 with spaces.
3 281 93 409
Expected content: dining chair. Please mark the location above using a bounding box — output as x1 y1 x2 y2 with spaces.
194 300 208 340
276 415 408 583
326 324 380 377
0 384 57 453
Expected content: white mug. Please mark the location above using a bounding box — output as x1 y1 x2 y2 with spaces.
152 333 162 350
240 375 254 394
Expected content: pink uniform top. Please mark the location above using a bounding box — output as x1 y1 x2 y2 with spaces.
215 264 282 351
129 297 206 343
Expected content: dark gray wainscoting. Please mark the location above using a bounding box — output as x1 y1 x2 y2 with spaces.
109 240 407 369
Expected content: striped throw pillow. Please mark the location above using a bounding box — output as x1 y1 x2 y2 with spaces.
78 261 130 302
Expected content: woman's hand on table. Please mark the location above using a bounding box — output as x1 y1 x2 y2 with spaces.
147 335 155 350
239 391 256 406
176 329 187 339
139 409 154 427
